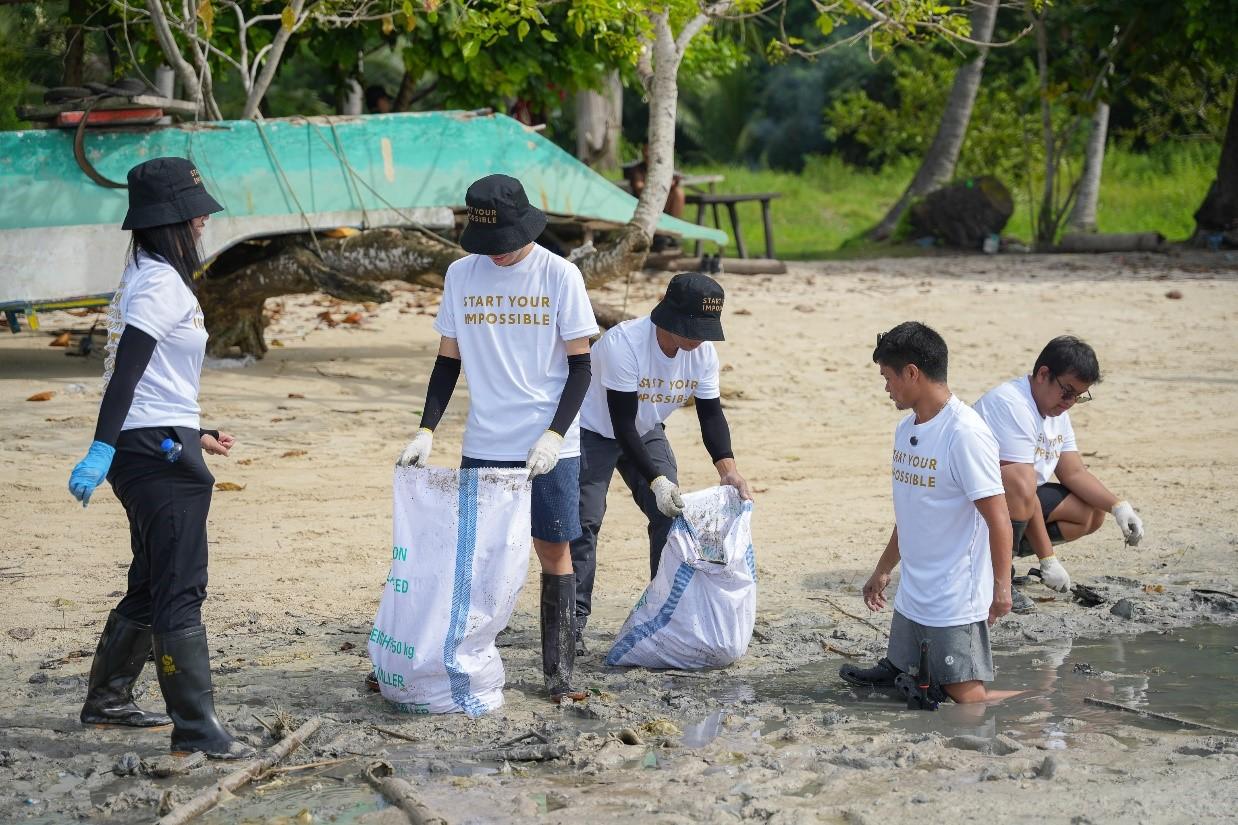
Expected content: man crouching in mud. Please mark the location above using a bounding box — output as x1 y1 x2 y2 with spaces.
840 322 1020 704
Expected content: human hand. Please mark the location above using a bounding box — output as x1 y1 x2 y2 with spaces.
1039 554 1072 593
1111 501 1144 546
201 431 235 456
69 441 116 507
525 430 563 478
650 475 685 517
719 469 752 501
862 569 891 612
396 428 434 467
989 579 1013 625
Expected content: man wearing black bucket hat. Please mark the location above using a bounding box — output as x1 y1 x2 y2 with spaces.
570 272 751 654
68 157 255 759
396 174 598 702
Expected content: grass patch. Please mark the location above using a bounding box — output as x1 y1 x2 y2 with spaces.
683 144 1218 260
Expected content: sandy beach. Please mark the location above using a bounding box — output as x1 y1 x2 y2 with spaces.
1 250 1236 823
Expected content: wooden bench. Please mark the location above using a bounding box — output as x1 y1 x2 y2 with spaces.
686 191 781 259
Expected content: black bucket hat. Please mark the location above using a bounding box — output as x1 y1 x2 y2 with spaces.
458 174 547 256
122 157 223 230
650 272 725 342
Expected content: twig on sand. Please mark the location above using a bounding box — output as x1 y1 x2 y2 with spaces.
363 761 449 825
807 595 890 637
262 757 351 775
156 717 322 825
822 642 863 658
1083 697 1238 736
498 729 549 747
371 723 419 742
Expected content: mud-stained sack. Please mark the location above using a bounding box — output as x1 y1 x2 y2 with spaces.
606 486 756 669
369 466 530 716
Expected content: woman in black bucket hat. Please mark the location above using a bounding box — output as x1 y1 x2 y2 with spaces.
67 157 255 759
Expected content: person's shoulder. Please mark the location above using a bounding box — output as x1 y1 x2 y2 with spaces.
538 245 584 281
445 254 480 279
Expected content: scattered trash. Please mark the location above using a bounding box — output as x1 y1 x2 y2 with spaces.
1165 290 1183 300
342 312 363 325
1110 599 1135 619
49 332 70 347
112 752 142 776
63 383 86 395
1071 584 1106 607
214 482 246 492
287 392 305 399
26 391 55 402
280 450 308 458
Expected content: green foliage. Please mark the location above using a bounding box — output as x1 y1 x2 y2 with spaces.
1115 62 1235 146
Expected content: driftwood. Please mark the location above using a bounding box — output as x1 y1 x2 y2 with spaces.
156 716 322 825
1083 697 1238 736
363 761 449 825
199 222 651 358
909 176 1013 249
1055 232 1166 253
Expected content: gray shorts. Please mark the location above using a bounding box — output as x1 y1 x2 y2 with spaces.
887 610 994 685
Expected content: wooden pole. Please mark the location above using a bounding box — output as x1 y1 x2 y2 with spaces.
1083 697 1238 736
363 761 449 825
157 717 323 825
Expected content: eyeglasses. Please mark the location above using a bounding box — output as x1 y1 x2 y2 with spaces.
1054 376 1092 404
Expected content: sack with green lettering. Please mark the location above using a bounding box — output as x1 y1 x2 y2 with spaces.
369 465 530 716
606 486 756 669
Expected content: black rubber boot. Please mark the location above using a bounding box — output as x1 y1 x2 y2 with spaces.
839 658 902 689
80 611 172 728
153 625 256 759
541 573 586 702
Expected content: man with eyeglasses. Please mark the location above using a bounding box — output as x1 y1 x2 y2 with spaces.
974 336 1145 612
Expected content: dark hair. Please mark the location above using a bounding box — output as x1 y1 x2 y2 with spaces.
365 84 390 111
1034 336 1102 384
129 222 203 289
872 321 949 382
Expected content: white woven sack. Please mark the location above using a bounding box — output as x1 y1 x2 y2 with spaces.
368 465 530 716
606 486 756 669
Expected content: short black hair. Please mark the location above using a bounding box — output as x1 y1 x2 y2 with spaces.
365 84 391 111
872 321 948 382
1034 336 1102 384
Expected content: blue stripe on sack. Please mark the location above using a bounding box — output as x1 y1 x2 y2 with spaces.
605 562 697 666
442 469 487 717
745 544 757 580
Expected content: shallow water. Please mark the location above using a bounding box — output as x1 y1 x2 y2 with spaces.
747 622 1238 742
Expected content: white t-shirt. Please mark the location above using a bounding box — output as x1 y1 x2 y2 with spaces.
434 244 598 460
102 252 207 430
973 376 1078 485
891 396 1005 627
578 316 721 439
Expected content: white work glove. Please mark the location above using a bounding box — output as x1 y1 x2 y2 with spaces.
525 430 563 478
396 428 433 467
650 475 685 518
1111 501 1144 546
1039 555 1072 593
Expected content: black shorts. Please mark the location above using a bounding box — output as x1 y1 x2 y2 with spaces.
1037 482 1071 520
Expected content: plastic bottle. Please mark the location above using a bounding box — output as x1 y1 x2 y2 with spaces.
160 438 182 463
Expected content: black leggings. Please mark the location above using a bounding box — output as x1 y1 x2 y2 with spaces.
107 426 213 634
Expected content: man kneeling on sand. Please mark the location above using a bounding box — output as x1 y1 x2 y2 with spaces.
841 322 1019 704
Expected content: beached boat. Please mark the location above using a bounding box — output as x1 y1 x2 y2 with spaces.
0 111 725 330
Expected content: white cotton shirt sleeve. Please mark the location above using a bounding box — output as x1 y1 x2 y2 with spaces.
432 260 461 339
695 343 721 400
949 421 1006 502
124 262 197 341
973 378 1038 464
555 262 600 342
599 330 641 393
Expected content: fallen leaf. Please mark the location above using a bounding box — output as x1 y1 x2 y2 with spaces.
733 308 752 316
342 312 363 325
317 311 338 327
214 482 246 492
236 458 255 466
287 392 305 399
270 339 285 347
27 391 55 402
793 304 815 313
1165 290 1183 300
49 332 71 347
281 449 308 458
1143 584 1165 594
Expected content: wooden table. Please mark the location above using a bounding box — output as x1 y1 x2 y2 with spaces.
686 191 782 259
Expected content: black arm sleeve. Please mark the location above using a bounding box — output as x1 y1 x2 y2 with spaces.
93 325 157 446
199 428 220 441
607 389 660 484
695 396 735 464
417 355 462 431
548 352 591 437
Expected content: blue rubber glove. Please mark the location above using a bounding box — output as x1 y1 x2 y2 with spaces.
69 441 116 507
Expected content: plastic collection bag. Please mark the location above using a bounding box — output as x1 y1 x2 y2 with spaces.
368 465 530 716
605 486 756 669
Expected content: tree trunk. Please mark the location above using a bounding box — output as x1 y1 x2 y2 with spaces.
62 0 88 86
341 79 363 115
868 0 999 241
1193 80 1238 243
575 71 623 171
1066 101 1110 233
630 12 683 241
